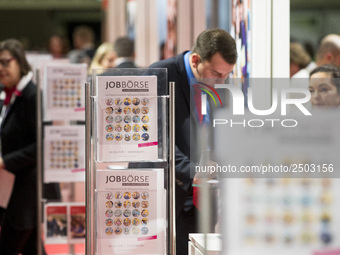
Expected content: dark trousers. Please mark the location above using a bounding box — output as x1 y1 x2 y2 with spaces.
0 217 38 255
176 206 198 255
0 207 5 225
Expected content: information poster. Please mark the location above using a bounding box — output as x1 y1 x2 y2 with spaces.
96 169 165 255
25 52 53 84
96 76 158 162
44 203 86 244
45 204 68 244
69 204 86 243
44 125 85 183
43 63 87 121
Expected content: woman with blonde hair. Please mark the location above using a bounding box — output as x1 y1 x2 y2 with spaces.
88 42 116 75
290 42 312 78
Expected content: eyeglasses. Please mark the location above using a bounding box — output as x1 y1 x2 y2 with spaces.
0 57 15 67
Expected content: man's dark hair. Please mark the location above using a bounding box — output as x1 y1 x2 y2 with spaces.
310 64 340 93
114 37 135 58
191 28 237 64
0 39 31 77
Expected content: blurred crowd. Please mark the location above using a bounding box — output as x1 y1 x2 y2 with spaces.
1 24 340 254
290 34 340 108
290 34 340 78
43 25 138 74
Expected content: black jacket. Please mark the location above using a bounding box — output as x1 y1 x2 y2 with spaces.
0 81 38 229
116 61 137 68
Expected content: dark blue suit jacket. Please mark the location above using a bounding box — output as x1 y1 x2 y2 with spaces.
150 51 199 216
116 61 137 68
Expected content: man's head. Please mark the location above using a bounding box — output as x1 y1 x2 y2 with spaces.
190 28 237 82
114 37 135 58
73 26 95 49
316 34 340 67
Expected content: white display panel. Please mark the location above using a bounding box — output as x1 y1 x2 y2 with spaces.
43 63 87 121
96 169 166 255
44 125 85 183
96 75 158 162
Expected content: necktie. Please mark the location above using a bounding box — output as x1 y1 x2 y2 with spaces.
193 86 203 124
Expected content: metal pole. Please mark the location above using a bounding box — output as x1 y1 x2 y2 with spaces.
85 82 94 255
36 70 43 255
198 124 210 254
169 82 176 255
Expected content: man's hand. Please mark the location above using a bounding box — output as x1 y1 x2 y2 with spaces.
193 160 219 184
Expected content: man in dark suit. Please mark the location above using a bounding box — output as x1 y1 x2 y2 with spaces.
114 36 138 68
149 28 237 255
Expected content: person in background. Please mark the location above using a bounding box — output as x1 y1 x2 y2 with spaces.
114 36 138 68
0 39 40 254
309 64 340 108
68 25 96 65
290 42 312 78
149 28 237 255
304 41 316 62
47 34 70 59
315 34 340 67
88 42 116 75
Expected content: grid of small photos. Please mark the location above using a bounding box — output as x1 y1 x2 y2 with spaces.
241 178 335 247
48 140 80 169
104 191 150 236
104 97 150 143
51 78 82 108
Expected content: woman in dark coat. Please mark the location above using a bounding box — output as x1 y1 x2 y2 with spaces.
0 38 39 254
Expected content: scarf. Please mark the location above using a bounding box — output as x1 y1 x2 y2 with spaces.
3 86 22 106
1 71 32 106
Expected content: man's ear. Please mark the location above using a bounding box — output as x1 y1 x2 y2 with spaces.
191 53 201 68
326 51 334 63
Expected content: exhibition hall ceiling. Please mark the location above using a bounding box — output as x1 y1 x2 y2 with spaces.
0 0 101 9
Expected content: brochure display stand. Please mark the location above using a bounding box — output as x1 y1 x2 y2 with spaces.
85 68 175 255
37 62 88 255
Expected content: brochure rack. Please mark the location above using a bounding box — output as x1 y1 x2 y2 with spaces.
37 62 88 255
85 68 175 255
